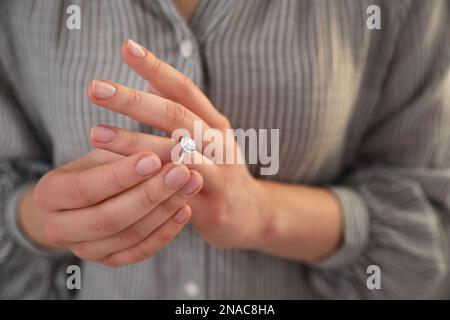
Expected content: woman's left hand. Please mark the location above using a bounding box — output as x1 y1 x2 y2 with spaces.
87 39 274 250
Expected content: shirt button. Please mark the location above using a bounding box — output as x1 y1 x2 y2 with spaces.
183 281 200 298
180 39 193 58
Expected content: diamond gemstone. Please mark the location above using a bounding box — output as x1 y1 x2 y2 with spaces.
180 136 196 153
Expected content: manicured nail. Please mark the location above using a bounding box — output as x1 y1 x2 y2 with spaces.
180 174 203 197
173 206 190 224
91 125 116 143
135 155 161 176
91 80 116 99
127 39 146 58
164 165 190 189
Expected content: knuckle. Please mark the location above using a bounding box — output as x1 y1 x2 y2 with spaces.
165 100 188 124
44 221 61 244
139 183 159 210
33 172 58 208
129 247 151 264
150 57 165 74
126 131 141 153
125 89 142 114
90 209 119 236
66 176 91 205
107 169 126 191
70 244 94 260
117 226 143 244
213 204 227 226
158 225 176 244
162 196 185 213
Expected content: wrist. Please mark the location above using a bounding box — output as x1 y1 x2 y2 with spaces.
243 180 281 251
246 182 344 262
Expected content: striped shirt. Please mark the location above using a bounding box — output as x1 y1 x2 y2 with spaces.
1 0 450 299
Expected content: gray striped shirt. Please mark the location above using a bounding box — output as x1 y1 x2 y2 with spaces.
1 0 450 299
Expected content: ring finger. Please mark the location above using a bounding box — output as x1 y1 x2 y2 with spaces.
90 124 219 186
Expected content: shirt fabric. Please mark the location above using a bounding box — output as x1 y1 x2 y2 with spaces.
0 0 450 299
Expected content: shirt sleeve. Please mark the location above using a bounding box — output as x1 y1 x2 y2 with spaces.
307 0 450 299
0 34 75 299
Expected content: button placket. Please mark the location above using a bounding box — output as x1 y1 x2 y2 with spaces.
180 39 194 58
150 5 207 299
183 281 201 298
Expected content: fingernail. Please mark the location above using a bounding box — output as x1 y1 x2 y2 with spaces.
173 207 190 224
180 174 203 197
91 125 116 143
136 155 161 176
91 80 116 99
164 165 190 189
127 39 146 58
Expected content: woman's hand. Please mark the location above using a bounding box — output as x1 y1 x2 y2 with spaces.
87 40 272 250
19 149 203 266
90 123 270 250
87 39 342 261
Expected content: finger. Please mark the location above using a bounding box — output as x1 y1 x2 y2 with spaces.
88 79 209 138
122 39 229 129
60 149 125 172
36 151 161 210
90 124 176 163
47 163 192 242
98 205 191 267
68 171 203 260
90 125 219 185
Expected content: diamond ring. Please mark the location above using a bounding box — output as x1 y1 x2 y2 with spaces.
177 135 196 163
180 136 196 153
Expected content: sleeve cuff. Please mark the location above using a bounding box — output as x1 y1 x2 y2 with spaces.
310 186 370 269
4 183 67 257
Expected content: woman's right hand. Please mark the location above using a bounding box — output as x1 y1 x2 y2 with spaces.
18 149 203 266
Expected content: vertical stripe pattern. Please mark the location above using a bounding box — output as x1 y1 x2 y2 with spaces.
0 0 450 299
